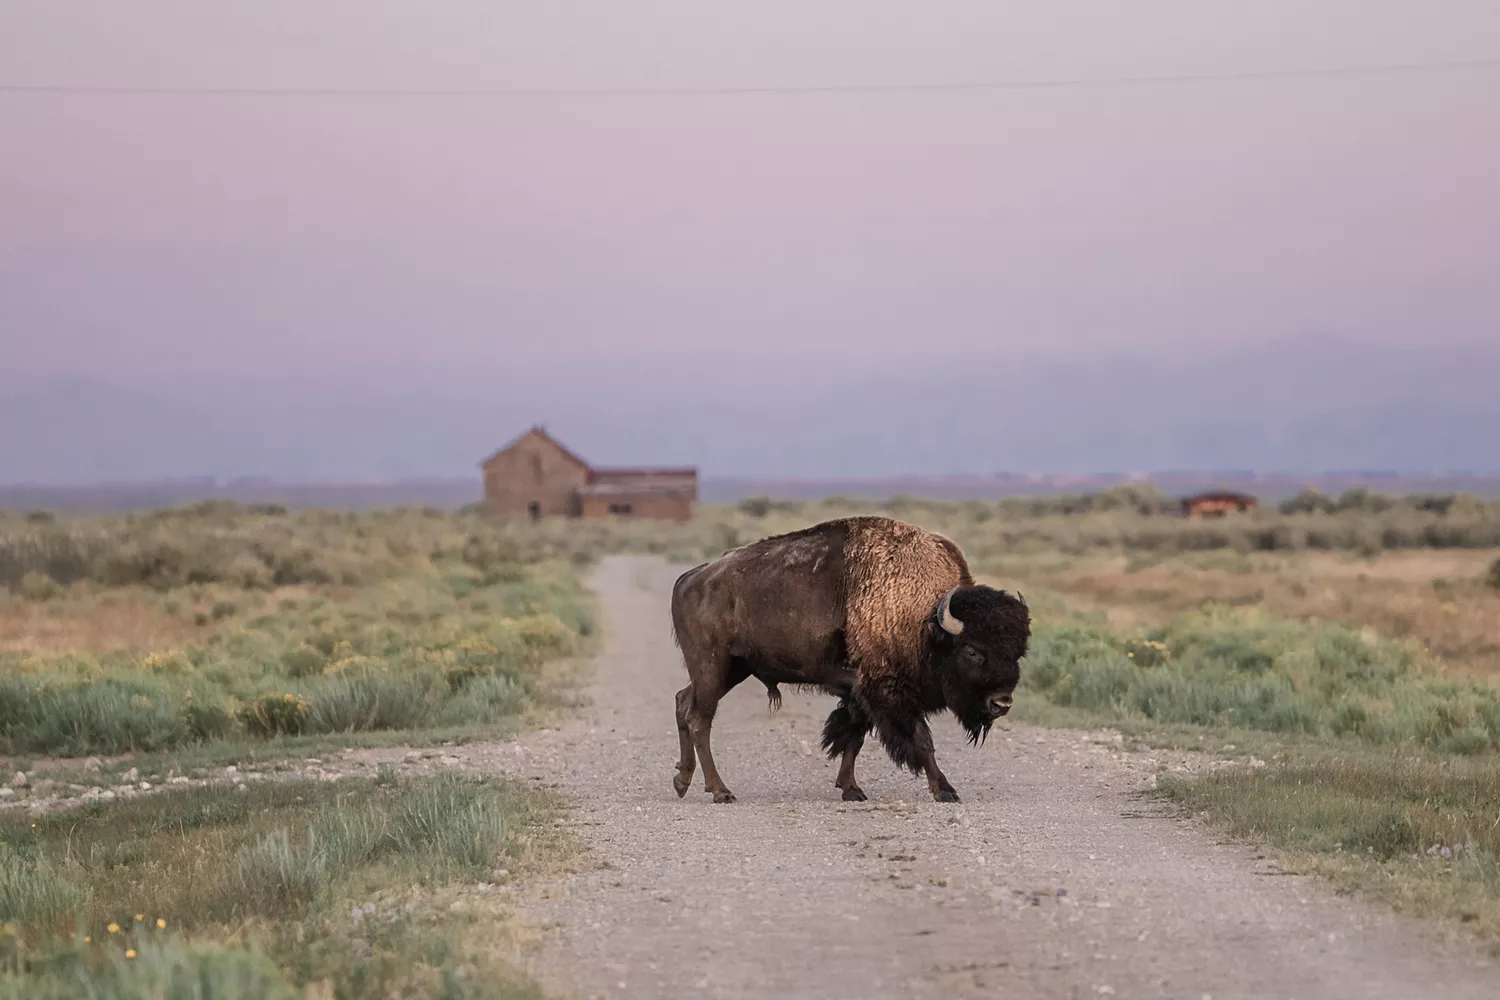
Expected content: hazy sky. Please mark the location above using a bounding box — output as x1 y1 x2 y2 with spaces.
2 4 1499 486
4 1 1497 387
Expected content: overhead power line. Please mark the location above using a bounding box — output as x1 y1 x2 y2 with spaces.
1 57 1498 98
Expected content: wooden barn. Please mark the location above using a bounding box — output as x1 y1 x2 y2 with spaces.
1181 490 1258 518
479 426 698 522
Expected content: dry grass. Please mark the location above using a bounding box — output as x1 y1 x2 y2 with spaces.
0 510 599 758
1157 749 1500 949
999 548 1500 679
0 598 211 655
1 773 569 998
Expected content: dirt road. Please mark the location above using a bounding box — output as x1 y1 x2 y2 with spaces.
493 556 1496 999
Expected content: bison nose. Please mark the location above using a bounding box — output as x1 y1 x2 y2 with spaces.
988 692 1013 717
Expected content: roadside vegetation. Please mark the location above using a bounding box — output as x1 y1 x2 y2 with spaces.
1 504 595 997
1 771 568 999
0 504 600 757
5 485 1500 968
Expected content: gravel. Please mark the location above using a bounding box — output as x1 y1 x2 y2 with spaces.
487 556 1496 999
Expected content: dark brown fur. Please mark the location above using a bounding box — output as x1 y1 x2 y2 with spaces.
669 515 1030 803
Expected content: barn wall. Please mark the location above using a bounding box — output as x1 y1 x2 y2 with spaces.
1185 498 1257 518
578 494 694 522
482 436 589 517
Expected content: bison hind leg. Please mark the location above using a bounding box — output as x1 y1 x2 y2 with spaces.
673 684 696 797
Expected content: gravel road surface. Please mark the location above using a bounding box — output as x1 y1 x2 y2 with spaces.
495 556 1497 999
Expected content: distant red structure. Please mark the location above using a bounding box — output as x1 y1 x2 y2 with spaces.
479 426 697 522
1180 490 1258 518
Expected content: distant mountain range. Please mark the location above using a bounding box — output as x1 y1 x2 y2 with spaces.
4 470 1499 515
3 333 1497 493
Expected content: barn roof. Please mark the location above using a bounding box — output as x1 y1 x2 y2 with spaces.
588 467 698 484
479 425 592 472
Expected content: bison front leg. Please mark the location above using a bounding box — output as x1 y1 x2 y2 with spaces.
860 683 961 803
912 719 960 802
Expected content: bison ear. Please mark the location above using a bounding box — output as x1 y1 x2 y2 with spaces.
936 587 963 635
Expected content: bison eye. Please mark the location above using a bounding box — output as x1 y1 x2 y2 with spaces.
961 645 984 665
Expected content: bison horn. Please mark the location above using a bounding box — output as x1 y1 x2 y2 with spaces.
937 587 964 635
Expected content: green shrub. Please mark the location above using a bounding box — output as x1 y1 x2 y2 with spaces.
437 674 530 725
301 670 433 734
461 533 522 573
224 552 273 590
1120 637 1170 667
280 645 327 678
181 696 234 742
0 677 188 755
1020 609 1500 751
1279 487 1337 515
236 693 307 738
19 571 60 601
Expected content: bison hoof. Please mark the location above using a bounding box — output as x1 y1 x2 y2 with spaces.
934 788 961 803
712 791 737 804
841 786 868 802
673 771 691 798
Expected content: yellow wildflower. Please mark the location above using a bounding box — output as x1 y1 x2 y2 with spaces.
135 914 144 922
85 936 92 944
107 923 120 934
157 918 167 929
126 949 137 959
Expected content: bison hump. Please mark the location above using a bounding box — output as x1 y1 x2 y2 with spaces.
843 519 968 668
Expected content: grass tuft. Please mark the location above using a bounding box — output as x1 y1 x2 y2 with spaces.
301 670 435 734
233 827 329 915
0 843 83 926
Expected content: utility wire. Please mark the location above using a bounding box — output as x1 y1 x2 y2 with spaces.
1 57 1498 98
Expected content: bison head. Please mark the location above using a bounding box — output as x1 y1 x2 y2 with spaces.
930 584 1031 746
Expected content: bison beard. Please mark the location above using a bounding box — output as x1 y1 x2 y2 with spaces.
946 683 999 749
670 515 1029 804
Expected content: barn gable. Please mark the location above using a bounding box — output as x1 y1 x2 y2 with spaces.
478 426 696 522
480 425 591 474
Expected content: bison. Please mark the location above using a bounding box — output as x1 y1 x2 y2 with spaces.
669 515 1030 803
